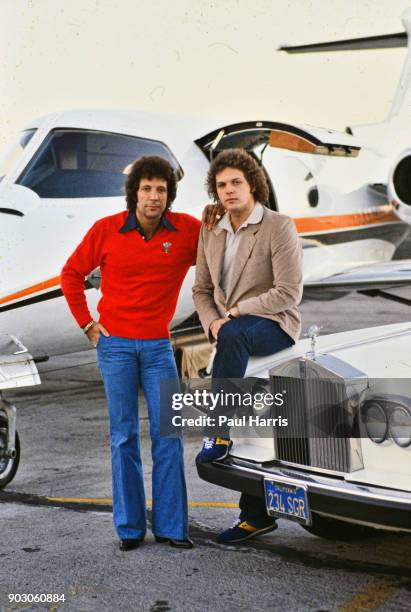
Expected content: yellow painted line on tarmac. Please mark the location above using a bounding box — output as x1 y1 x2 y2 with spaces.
46 496 238 509
338 577 399 612
46 497 112 505
187 501 238 508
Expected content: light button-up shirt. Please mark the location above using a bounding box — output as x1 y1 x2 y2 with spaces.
218 202 264 296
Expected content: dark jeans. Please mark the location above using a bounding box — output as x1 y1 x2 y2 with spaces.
209 315 294 527
205 315 293 437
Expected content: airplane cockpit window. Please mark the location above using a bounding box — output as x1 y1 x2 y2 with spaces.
0 129 36 182
16 129 182 198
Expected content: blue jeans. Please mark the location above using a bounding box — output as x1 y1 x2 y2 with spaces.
97 335 188 540
210 315 294 527
206 315 294 437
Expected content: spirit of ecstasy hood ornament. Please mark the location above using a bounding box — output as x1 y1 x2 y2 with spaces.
305 324 322 360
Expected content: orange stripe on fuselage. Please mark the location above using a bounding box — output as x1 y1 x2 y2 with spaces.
0 275 61 306
294 208 398 234
0 208 401 308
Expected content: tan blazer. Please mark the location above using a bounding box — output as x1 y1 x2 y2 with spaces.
192 207 303 342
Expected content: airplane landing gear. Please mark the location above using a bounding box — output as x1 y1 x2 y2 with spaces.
0 396 20 489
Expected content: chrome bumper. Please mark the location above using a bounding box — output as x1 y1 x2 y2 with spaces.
197 457 411 531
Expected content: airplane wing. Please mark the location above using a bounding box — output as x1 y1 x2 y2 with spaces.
304 260 411 297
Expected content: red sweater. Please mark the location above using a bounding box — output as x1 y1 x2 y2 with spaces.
61 210 201 339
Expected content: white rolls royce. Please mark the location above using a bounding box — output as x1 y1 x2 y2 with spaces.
197 322 411 539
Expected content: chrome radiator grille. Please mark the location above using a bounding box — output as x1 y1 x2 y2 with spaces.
271 361 357 473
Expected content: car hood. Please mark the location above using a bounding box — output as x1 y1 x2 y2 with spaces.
245 321 411 379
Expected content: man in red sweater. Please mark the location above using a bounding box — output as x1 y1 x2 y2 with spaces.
61 156 201 551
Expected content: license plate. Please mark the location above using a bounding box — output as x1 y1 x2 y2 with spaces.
264 479 311 525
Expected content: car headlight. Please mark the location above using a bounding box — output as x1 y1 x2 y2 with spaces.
363 402 388 444
388 407 411 448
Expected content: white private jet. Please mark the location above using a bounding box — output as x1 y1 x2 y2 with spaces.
2 10 411 488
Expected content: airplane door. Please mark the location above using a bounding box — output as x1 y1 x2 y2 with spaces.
195 120 360 217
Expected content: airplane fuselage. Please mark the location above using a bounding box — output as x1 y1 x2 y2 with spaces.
0 110 409 359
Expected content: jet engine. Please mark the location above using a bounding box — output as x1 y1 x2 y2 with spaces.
389 148 411 224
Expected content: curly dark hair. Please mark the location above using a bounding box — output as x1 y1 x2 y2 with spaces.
206 148 269 205
125 156 177 212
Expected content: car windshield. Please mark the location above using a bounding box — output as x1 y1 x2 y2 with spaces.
16 129 182 198
0 129 37 182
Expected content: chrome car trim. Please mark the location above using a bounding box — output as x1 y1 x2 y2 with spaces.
270 355 367 473
271 458 347 477
225 459 411 504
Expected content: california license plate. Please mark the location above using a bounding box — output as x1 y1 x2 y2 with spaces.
264 479 311 525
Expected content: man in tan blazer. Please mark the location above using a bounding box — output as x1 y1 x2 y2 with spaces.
193 148 303 544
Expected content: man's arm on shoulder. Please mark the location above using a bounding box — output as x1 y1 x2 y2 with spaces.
61 220 107 328
192 225 221 337
237 216 303 315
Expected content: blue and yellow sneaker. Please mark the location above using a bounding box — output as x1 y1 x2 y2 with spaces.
217 520 277 544
196 437 233 463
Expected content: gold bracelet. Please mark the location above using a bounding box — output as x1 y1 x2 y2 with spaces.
82 320 95 334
